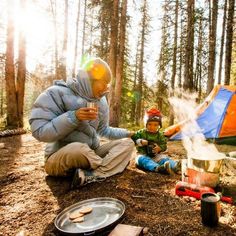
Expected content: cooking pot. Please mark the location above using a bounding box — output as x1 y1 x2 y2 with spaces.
190 157 223 173
189 155 236 173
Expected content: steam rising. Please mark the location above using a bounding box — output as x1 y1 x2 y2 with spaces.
169 91 226 161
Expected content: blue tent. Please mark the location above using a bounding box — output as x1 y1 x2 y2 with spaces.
165 85 236 144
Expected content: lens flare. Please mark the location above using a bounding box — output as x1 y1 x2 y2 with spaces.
127 91 133 97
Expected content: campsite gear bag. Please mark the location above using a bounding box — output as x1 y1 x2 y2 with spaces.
201 192 221 227
54 197 125 235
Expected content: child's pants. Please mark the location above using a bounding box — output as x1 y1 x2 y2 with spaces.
135 154 177 172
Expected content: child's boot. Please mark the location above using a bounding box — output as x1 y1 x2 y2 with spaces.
155 162 172 175
173 161 181 174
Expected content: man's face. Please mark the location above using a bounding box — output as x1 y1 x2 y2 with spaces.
146 121 160 133
91 79 110 98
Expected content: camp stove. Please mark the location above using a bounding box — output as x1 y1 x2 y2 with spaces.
175 181 234 204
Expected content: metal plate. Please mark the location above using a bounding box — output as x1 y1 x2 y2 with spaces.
54 197 125 235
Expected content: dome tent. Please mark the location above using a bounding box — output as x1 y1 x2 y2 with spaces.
164 85 236 145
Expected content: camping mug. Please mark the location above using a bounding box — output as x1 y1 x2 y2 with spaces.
87 102 98 112
201 192 221 227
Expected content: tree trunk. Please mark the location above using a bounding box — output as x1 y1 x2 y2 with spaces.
132 38 140 125
5 0 18 128
113 0 127 127
50 0 59 79
58 0 68 81
0 77 3 116
218 0 227 84
81 0 87 55
183 0 195 91
136 0 147 126
224 0 235 85
98 1 112 60
88 8 94 55
108 0 119 126
194 8 204 93
178 16 184 88
16 0 27 127
207 0 218 94
169 0 178 126
72 0 81 77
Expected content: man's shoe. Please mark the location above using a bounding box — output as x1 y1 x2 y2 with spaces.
71 169 106 189
85 175 106 184
71 168 86 189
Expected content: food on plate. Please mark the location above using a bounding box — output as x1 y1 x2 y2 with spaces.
72 216 84 223
69 211 84 220
79 206 93 214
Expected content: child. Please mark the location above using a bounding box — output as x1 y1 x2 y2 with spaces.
132 108 181 174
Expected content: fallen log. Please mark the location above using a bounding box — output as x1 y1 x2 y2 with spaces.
0 128 27 137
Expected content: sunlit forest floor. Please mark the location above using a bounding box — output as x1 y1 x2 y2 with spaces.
0 134 236 235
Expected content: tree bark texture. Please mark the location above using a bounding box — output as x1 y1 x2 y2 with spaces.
57 0 68 81
5 0 18 128
194 11 203 93
108 0 119 126
72 0 81 77
131 37 140 124
224 0 235 85
218 0 227 84
82 0 87 56
183 0 194 91
136 0 147 126
50 0 59 79
113 0 127 127
207 0 218 94
169 0 178 126
16 0 27 127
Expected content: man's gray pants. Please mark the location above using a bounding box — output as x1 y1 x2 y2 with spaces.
45 138 135 178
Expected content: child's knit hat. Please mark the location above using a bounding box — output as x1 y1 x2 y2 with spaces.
146 108 162 127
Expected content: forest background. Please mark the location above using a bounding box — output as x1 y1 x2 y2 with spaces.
0 0 235 131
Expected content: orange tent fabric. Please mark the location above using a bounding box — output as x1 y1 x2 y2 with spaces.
165 85 236 144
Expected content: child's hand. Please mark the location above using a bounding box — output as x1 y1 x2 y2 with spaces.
141 139 148 146
153 144 161 154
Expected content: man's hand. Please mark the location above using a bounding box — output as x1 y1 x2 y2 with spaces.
75 107 98 121
153 144 161 154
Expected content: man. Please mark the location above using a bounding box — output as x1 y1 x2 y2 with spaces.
29 58 134 189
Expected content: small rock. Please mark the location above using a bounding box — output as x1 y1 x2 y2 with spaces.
189 197 196 202
0 143 5 149
183 196 191 202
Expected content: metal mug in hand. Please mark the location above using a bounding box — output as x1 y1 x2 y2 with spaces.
201 192 221 227
87 102 97 111
146 142 156 157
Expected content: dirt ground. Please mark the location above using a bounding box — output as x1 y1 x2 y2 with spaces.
0 133 236 236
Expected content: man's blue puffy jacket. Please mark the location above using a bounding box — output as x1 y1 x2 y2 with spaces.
29 70 129 159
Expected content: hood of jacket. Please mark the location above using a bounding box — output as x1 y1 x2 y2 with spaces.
66 69 99 102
